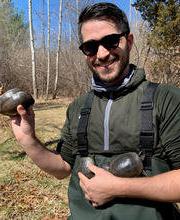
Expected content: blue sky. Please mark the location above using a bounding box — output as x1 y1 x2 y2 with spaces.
12 0 136 24
12 1 133 18
12 0 137 46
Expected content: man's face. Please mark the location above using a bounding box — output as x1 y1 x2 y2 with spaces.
80 19 133 84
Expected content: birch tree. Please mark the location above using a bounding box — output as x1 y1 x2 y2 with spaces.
28 0 37 99
76 0 79 25
42 0 46 54
129 0 132 27
53 0 63 99
46 0 50 99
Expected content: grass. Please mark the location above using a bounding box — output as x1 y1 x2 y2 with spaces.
1 98 180 219
0 99 71 220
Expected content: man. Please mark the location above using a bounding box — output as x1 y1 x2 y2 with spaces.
11 2 180 220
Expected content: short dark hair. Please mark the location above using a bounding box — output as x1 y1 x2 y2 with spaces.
78 2 130 43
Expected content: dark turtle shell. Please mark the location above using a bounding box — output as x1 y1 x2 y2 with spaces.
78 157 95 179
109 152 143 177
78 153 143 179
0 88 35 116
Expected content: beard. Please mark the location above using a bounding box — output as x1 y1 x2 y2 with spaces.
87 45 130 85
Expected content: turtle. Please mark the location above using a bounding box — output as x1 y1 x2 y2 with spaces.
108 152 143 177
0 88 35 116
78 152 143 179
78 156 95 179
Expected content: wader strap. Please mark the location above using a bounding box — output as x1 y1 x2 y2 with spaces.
140 82 159 170
77 90 94 156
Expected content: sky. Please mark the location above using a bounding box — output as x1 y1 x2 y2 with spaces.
11 0 138 46
12 0 134 18
12 0 136 24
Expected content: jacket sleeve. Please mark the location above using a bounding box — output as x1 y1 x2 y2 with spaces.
155 84 180 169
56 95 87 168
56 102 76 168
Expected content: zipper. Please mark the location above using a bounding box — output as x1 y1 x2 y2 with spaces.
104 94 113 151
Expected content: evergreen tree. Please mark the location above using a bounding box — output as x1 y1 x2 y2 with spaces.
133 0 180 49
0 0 28 52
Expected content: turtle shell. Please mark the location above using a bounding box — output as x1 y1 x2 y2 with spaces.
109 152 143 177
78 156 95 179
0 88 35 116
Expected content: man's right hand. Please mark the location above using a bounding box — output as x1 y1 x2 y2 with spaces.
11 105 36 147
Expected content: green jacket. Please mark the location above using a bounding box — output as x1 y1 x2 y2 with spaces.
58 68 180 220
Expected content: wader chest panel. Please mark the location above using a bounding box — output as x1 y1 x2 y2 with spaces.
77 82 158 170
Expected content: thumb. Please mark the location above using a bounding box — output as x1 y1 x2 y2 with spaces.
10 105 27 124
17 105 27 116
87 163 102 174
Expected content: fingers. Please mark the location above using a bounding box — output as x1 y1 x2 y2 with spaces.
78 171 89 181
78 172 89 194
85 194 99 207
79 179 99 207
92 202 99 207
84 193 91 201
79 172 99 206
87 163 102 174
78 173 89 200
10 105 35 127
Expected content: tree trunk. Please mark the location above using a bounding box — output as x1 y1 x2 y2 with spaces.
76 0 79 25
28 0 37 99
42 0 46 55
46 0 50 99
129 0 132 26
53 0 63 99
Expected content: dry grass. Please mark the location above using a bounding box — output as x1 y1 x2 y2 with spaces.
0 98 71 220
1 97 180 219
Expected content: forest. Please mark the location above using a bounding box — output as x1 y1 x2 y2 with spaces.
0 0 179 100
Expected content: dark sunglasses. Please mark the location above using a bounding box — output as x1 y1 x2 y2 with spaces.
79 32 128 56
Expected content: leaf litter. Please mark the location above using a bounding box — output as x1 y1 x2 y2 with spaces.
0 101 71 219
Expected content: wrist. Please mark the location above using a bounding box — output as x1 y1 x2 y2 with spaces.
111 176 131 198
20 134 41 148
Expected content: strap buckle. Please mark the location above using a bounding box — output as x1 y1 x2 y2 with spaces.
80 108 91 115
140 101 153 110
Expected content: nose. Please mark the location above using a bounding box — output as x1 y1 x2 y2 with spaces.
96 45 110 60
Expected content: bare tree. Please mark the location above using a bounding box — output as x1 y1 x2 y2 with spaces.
69 22 72 43
46 0 50 99
0 81 4 95
42 0 46 54
53 0 63 99
129 0 132 27
76 0 79 25
28 0 37 99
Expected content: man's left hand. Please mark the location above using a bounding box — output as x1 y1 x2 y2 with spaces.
78 163 118 207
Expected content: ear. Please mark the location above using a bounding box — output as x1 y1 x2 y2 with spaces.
127 33 134 51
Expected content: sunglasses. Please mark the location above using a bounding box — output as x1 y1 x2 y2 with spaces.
79 32 128 56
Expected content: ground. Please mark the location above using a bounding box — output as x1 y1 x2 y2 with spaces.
0 98 72 220
1 97 180 219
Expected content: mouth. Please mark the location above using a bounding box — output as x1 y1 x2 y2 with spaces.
94 57 117 68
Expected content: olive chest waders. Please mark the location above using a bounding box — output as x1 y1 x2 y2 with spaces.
67 82 180 220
